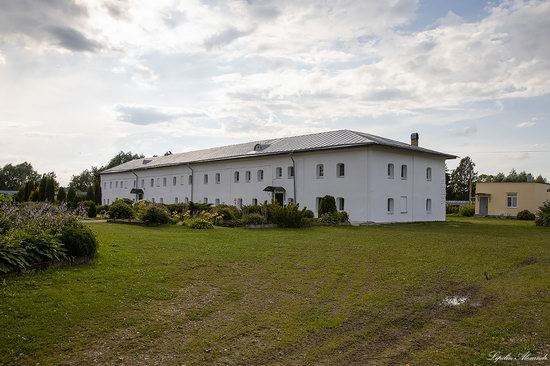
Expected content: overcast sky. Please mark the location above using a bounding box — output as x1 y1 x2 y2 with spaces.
0 0 549 185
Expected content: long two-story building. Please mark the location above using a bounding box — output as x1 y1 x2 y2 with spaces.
100 129 455 223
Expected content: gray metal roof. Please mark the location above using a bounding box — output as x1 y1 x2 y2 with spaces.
101 129 456 174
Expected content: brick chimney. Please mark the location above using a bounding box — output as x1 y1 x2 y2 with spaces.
411 132 419 146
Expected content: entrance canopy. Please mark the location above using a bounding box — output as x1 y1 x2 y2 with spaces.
130 188 144 194
263 186 286 193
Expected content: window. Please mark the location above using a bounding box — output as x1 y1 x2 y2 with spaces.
133 180 136 188
103 182 106 189
276 167 282 178
116 181 118 188
215 198 220 206
387 164 394 179
175 197 179 204
288 198 294 204
180 176 185 185
163 177 167 187
426 198 432 213
124 181 128 189
400 196 408 213
156 178 160 187
215 173 221 184
237 198 242 208
188 175 193 185
173 176 177 186
204 197 208 204
141 179 144 188
184 197 189 204
317 164 324 178
316 197 322 214
107 199 110 204
234 171 240 182
337 197 345 211
401 165 407 180
387 198 394 213
288 166 294 178
109 182 112 189
245 171 251 182
257 170 264 181
426 167 432 181
507 193 518 208
160 197 164 204
150 178 154 187
103 198 106 204
204 174 208 184
252 198 258 206
337 163 345 177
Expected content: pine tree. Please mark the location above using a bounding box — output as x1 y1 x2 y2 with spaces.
449 157 477 201
45 177 55 202
24 181 34 201
86 186 94 201
38 176 47 201
57 187 66 202
67 187 76 203
93 179 101 205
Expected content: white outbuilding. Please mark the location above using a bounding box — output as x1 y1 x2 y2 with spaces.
100 129 456 223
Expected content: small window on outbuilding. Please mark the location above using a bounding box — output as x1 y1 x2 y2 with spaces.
507 192 518 208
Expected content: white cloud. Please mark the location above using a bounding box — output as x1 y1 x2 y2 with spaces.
516 117 537 128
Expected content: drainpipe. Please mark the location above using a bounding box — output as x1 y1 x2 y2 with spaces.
131 170 139 202
290 152 297 203
187 163 194 203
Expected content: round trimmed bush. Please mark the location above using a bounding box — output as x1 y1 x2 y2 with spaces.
303 209 314 219
319 195 337 216
185 218 214 229
517 209 535 221
142 204 170 224
337 211 349 223
87 202 97 218
59 226 98 257
108 200 134 219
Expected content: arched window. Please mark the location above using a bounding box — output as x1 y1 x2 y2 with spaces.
215 173 221 184
150 178 154 187
387 164 394 179
276 167 282 178
204 174 208 184
317 164 324 178
337 163 345 177
245 171 251 182
426 198 432 213
387 198 394 213
257 170 264 181
173 176 177 185
288 166 294 178
401 165 407 180
234 171 240 182
426 167 432 181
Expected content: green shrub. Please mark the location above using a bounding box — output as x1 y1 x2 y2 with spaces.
142 204 170 224
241 213 265 225
303 209 314 219
166 203 186 213
517 209 535 221
217 219 244 227
118 198 134 206
446 205 459 215
318 213 340 224
270 204 307 228
108 200 134 219
337 211 349 223
185 218 214 229
458 205 475 217
59 226 98 258
87 202 97 218
319 195 337 216
0 231 67 273
214 204 241 220
242 205 262 215
535 201 550 227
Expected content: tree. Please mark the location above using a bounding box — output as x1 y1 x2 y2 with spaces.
103 151 144 171
24 181 35 201
86 186 94 201
93 179 102 205
57 187 67 203
38 176 47 201
535 175 547 183
449 157 477 201
0 162 39 190
45 177 55 202
69 169 94 192
67 187 76 204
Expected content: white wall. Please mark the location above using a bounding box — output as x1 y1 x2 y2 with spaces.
366 146 446 223
100 145 447 223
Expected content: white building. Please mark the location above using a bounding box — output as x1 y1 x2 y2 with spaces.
100 130 455 223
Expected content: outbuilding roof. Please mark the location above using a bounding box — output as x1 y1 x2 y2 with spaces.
101 129 456 174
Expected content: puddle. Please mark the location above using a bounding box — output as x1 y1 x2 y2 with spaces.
441 296 468 306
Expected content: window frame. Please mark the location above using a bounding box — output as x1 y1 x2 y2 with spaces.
387 163 394 179
426 198 432 213
426 167 432 181
337 163 345 178
257 170 264 182
387 198 394 214
288 166 295 178
234 171 240 183
506 192 518 208
204 174 208 184
276 167 282 178
245 170 251 182
215 173 221 184
316 164 324 178
337 197 345 211
401 165 407 180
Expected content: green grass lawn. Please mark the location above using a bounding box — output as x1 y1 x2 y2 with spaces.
1 219 549 365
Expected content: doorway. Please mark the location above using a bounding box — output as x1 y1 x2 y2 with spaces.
479 196 489 216
274 192 284 205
